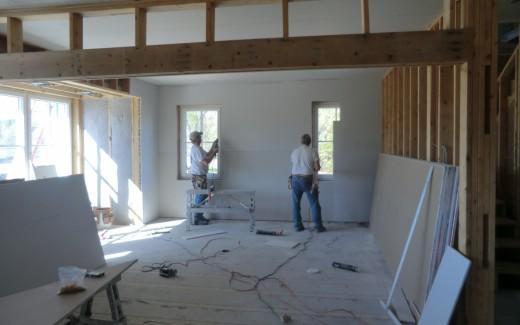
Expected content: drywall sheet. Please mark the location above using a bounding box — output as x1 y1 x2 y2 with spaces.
369 154 446 312
0 175 105 297
334 120 378 222
419 247 470 325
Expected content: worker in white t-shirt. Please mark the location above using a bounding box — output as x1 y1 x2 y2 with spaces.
189 131 218 225
290 134 326 232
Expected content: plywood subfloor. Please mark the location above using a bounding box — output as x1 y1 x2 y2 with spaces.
89 219 408 324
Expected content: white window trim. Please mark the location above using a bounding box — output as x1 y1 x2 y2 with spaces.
178 105 221 180
312 101 341 181
0 89 72 181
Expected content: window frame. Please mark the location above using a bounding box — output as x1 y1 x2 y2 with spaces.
178 105 221 180
0 89 72 181
312 101 341 180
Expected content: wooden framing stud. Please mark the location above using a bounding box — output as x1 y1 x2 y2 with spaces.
206 0 216 43
282 0 289 39
69 12 83 50
361 0 370 34
7 17 23 53
135 7 147 49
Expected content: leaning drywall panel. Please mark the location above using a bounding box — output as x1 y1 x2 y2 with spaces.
0 175 105 297
419 247 471 325
370 154 445 311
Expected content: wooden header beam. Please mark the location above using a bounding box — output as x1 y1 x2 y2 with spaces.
0 30 472 81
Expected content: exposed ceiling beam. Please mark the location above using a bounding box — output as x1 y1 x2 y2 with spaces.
0 0 305 21
0 30 472 82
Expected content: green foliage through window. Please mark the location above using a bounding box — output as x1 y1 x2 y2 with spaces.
315 104 340 175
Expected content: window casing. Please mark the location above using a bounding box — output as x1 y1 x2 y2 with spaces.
179 105 221 179
0 90 71 181
312 102 341 179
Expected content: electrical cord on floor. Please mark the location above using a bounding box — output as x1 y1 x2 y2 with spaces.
140 232 362 324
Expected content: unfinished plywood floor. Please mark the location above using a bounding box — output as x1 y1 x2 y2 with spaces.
91 219 403 324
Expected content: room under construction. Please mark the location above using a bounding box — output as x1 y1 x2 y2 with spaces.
0 0 517 324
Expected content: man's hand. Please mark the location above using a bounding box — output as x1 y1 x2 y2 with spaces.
211 139 219 153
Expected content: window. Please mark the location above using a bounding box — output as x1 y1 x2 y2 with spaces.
0 94 26 180
179 106 220 179
0 92 71 181
313 102 341 177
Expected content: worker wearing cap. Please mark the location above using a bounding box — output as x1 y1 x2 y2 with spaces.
190 131 219 225
290 134 326 232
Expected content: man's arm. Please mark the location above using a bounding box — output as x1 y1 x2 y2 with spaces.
201 139 219 165
313 150 321 172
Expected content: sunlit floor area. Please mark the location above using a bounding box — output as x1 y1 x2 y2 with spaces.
87 219 410 325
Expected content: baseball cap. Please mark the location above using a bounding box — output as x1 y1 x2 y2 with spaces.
189 131 203 142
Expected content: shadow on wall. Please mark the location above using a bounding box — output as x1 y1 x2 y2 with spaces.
84 130 143 225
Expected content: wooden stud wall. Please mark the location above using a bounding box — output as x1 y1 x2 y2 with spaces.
382 0 498 323
382 17 461 164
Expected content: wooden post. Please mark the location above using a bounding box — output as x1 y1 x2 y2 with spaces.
439 65 454 164
71 98 84 174
403 67 411 157
7 17 23 53
418 66 428 160
458 0 497 323
361 0 370 34
69 13 83 50
206 0 215 43
135 7 147 49
282 0 289 39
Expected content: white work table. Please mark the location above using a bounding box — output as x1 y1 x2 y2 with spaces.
186 189 256 231
0 259 137 325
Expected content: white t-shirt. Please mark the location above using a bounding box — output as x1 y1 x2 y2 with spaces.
291 145 319 175
190 145 208 175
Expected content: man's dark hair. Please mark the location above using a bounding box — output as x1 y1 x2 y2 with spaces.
301 134 312 146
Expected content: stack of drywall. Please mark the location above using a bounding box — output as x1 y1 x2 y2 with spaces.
370 154 458 313
0 175 106 297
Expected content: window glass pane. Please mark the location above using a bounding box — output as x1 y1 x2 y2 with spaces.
202 110 218 141
318 141 334 175
0 147 25 180
186 110 201 139
30 99 71 177
0 94 24 146
317 107 339 142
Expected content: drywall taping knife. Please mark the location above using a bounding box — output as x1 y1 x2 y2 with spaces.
332 262 359 272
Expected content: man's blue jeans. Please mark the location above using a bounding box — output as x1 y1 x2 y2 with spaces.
291 175 323 228
194 193 208 219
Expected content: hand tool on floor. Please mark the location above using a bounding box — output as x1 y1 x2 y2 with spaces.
256 229 283 236
332 262 359 272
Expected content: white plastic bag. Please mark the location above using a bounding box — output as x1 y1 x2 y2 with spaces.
57 266 87 295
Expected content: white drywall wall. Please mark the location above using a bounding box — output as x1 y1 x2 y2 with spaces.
83 98 135 225
158 70 382 222
130 79 160 224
